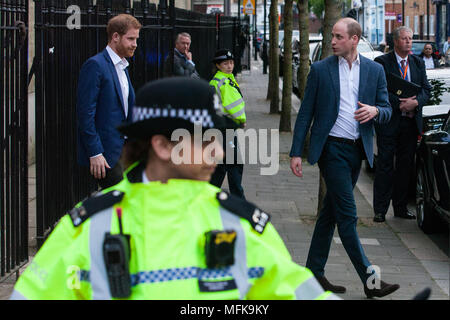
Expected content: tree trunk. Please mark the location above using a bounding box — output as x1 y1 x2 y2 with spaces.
268 0 280 114
322 0 343 59
279 0 293 132
297 0 309 101
317 0 342 216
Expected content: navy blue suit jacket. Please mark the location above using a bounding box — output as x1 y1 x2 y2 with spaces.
290 55 392 167
77 49 135 167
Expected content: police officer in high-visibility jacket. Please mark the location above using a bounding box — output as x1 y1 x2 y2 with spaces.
209 49 246 199
10 78 339 300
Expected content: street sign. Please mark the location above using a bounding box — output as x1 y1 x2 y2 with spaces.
244 0 255 15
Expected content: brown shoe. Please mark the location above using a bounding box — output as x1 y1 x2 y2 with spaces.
364 280 400 298
315 276 346 293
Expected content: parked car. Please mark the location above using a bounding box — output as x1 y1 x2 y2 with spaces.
411 40 441 59
416 105 450 233
279 33 321 77
278 30 300 76
311 36 383 63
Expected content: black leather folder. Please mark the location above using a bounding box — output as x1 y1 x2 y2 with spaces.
386 72 421 98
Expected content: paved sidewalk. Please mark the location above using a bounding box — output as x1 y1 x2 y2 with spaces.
1 59 448 300
237 59 449 300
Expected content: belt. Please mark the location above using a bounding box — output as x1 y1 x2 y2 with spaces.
327 135 362 146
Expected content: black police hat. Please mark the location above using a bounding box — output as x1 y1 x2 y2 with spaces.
212 49 234 64
117 77 236 139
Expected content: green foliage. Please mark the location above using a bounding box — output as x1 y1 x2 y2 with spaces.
428 79 450 105
309 0 324 18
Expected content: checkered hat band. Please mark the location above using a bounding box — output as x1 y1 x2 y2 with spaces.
78 266 264 287
132 106 215 128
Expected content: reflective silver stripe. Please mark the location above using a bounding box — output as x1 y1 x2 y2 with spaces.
89 207 113 300
9 289 27 300
325 293 342 300
230 107 245 119
224 98 244 111
295 276 327 300
215 77 226 89
219 208 250 299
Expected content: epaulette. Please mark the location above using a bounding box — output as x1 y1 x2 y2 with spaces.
68 190 125 227
216 191 270 234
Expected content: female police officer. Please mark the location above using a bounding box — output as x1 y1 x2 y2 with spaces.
10 78 338 300
209 49 246 199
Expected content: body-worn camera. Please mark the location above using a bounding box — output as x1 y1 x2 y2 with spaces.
204 230 237 269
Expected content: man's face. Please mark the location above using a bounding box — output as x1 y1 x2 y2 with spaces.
423 44 433 57
331 21 358 57
115 28 140 58
394 30 412 55
175 36 191 54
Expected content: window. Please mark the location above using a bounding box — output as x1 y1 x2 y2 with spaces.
424 15 428 35
414 15 419 34
430 15 435 36
405 15 410 28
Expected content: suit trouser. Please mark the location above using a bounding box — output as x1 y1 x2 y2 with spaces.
373 117 418 215
210 163 245 199
305 139 373 284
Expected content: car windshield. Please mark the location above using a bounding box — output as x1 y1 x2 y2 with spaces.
358 41 373 53
279 30 299 44
411 42 433 55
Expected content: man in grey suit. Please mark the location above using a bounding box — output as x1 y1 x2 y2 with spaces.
164 32 200 79
290 18 399 298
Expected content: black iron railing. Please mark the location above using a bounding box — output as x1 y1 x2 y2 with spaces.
34 0 250 247
0 0 29 282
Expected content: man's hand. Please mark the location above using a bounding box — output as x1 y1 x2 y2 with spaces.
399 96 418 112
185 50 192 61
90 154 111 179
355 102 379 124
290 157 303 178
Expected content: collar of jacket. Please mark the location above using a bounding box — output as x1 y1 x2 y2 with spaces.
216 70 238 86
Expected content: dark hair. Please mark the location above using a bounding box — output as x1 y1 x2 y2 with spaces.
122 139 151 169
107 14 142 42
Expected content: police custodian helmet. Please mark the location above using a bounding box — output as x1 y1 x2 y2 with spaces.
212 49 234 64
117 77 237 139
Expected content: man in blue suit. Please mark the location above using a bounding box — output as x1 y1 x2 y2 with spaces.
290 18 399 298
77 14 141 189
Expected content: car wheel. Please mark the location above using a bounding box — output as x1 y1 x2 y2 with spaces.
416 163 439 233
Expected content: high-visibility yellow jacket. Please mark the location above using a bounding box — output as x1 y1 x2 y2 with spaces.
10 162 338 300
210 71 246 125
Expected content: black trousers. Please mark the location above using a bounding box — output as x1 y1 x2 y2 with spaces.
373 117 418 216
210 163 245 199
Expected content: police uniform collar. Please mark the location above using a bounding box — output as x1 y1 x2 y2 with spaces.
126 161 146 183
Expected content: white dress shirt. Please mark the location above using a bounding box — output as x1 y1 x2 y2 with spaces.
394 52 415 117
329 55 361 140
394 51 410 81
423 56 435 69
90 46 130 160
106 45 130 118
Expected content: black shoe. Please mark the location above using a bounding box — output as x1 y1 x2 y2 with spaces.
315 276 346 294
394 209 416 220
373 213 385 223
364 280 400 298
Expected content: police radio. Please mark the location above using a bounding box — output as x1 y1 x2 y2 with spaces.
103 208 131 298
